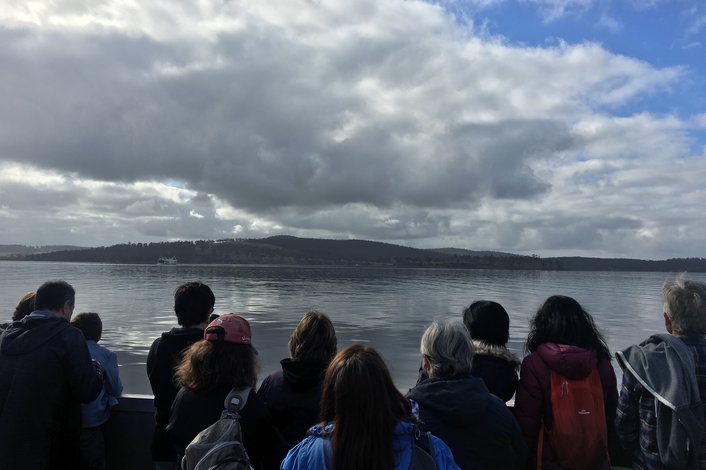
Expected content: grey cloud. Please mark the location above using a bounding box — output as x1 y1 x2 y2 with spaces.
272 204 454 241
0 26 570 214
0 181 79 210
0 0 701 259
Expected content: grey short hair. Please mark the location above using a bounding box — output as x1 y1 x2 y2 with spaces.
420 320 474 379
662 279 706 336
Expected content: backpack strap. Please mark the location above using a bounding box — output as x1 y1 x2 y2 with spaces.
224 387 251 414
409 425 437 470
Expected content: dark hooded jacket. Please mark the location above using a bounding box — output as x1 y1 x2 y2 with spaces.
146 326 204 460
0 313 103 470
407 376 527 469
514 343 618 470
257 358 327 448
471 340 521 402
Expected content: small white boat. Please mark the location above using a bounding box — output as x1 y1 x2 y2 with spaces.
157 256 177 265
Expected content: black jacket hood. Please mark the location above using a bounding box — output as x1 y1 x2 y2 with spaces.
407 376 494 427
0 316 70 356
280 358 327 392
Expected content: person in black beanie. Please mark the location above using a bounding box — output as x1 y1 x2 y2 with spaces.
462 300 520 402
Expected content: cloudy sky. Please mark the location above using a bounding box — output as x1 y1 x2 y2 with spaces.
1 0 705 259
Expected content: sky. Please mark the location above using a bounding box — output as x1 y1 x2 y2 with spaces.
0 0 705 259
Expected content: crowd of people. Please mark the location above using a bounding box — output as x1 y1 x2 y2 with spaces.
1 277 706 470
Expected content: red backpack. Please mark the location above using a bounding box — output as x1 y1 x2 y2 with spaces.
537 367 610 470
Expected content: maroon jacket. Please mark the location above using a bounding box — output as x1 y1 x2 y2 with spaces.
513 343 618 470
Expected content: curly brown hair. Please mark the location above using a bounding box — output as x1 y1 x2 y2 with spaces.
175 340 258 392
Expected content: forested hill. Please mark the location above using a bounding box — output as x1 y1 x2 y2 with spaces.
3 236 706 272
0 244 86 256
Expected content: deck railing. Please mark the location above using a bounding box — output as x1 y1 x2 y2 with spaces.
105 394 155 470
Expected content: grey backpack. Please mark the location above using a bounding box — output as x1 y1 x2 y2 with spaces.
182 388 254 470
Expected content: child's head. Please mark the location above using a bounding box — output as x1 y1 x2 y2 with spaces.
462 300 510 346
71 312 103 342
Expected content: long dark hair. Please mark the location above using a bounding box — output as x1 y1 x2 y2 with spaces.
526 295 611 359
319 344 412 470
176 340 258 391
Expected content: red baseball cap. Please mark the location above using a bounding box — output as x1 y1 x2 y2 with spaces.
204 313 257 353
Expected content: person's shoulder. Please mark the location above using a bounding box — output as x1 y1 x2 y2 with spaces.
92 341 118 358
243 388 273 417
429 432 461 469
261 369 284 386
483 392 522 430
281 432 328 469
148 334 163 353
519 350 545 368
63 322 87 343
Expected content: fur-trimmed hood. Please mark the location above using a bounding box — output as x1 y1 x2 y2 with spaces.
472 340 521 369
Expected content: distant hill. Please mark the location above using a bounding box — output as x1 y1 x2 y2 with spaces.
0 244 87 257
4 236 706 272
429 247 520 258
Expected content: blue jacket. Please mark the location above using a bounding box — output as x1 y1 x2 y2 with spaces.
281 421 460 470
81 340 123 427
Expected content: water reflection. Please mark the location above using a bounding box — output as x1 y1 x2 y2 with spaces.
1 261 702 394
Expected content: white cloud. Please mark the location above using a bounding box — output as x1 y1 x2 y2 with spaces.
0 0 702 258
518 0 595 22
687 15 706 35
595 14 622 33
692 113 706 128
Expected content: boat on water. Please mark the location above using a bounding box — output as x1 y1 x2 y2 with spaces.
157 256 177 265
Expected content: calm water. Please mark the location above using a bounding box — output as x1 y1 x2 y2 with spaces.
2 261 702 394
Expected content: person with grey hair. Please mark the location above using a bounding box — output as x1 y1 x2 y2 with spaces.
406 320 526 469
615 278 706 469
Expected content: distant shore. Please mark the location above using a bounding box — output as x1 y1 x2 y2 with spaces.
2 236 705 272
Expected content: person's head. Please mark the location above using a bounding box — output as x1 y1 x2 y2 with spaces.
526 295 611 359
662 279 706 336
71 312 103 342
35 280 75 320
175 313 258 392
288 310 337 364
12 291 36 321
421 320 474 379
462 300 510 346
320 344 411 470
174 282 215 327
